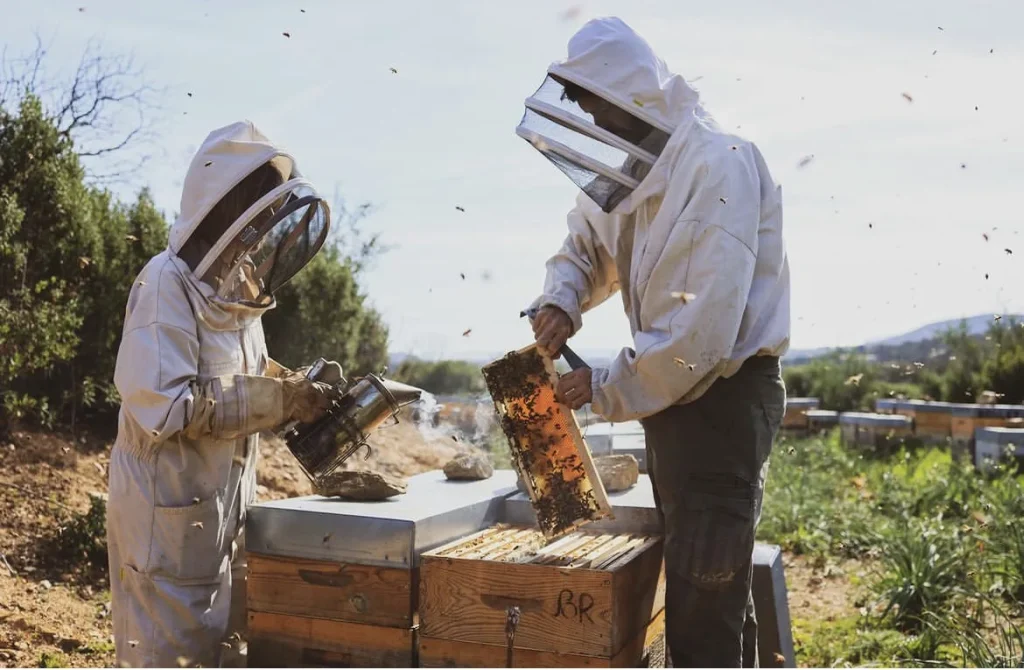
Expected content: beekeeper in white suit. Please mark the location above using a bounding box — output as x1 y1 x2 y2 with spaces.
520 17 790 667
107 120 340 667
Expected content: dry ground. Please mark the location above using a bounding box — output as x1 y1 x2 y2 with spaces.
1 422 850 668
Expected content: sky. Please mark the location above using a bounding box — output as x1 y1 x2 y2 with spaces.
3 0 1023 361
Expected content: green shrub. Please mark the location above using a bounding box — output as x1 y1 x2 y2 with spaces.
1 93 391 432
869 519 971 631
0 96 166 431
263 248 389 377
392 358 486 396
41 494 108 579
923 592 1024 667
38 651 69 668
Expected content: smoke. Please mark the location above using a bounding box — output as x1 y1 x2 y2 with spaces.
408 392 498 449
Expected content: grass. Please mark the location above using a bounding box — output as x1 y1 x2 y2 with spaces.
38 652 68 668
759 430 1024 667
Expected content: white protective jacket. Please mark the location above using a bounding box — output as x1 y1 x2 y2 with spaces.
528 18 791 423
107 122 306 667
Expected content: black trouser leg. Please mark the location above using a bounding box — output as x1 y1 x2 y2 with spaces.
642 357 784 668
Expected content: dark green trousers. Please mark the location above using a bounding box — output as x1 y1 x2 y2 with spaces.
641 355 785 668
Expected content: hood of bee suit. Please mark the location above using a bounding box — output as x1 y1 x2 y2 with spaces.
167 120 331 313
516 16 714 214
168 120 296 256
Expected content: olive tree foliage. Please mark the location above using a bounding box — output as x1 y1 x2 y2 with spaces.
0 39 391 433
262 193 392 378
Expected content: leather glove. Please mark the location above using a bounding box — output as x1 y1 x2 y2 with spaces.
282 377 334 424
308 360 344 386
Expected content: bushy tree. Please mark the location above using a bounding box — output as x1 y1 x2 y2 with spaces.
262 195 391 378
392 358 486 396
1 70 390 431
263 248 389 377
0 96 165 428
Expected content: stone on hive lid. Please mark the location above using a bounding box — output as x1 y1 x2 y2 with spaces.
443 452 494 481
594 454 639 492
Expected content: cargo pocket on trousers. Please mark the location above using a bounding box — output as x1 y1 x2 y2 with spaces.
149 495 226 584
675 478 756 591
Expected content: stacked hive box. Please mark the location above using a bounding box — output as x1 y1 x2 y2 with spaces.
502 475 796 668
583 420 645 458
839 412 913 450
974 427 1024 470
951 404 1024 461
418 525 667 667
874 398 900 414
806 409 839 433
244 470 518 667
893 400 956 443
781 398 820 431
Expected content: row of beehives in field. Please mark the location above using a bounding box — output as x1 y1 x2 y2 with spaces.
783 397 1024 469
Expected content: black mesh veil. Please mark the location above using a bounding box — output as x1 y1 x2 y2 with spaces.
244 185 330 300
516 75 670 213
196 161 331 306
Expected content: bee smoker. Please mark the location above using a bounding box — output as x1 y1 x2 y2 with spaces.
283 358 424 486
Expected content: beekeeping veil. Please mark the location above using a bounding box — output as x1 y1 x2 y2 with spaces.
169 121 331 306
516 17 703 214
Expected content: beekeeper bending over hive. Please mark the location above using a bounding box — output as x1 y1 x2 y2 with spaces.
107 121 341 667
520 17 790 668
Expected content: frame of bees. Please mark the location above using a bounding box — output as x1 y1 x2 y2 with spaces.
418 524 666 667
482 344 613 538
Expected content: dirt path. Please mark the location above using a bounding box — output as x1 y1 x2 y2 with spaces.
0 426 847 668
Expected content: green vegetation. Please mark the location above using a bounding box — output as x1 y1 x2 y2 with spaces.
38 651 69 668
0 89 388 433
392 358 487 395
783 318 1024 411
759 431 1024 666
40 494 109 580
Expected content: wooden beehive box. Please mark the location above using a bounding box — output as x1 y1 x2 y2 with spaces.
806 409 839 434
874 398 900 414
781 397 819 430
894 400 955 442
482 344 613 539
839 412 913 451
951 404 1024 460
419 525 665 666
244 470 519 667
974 426 1024 471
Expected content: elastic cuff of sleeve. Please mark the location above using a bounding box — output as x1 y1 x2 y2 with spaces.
589 367 611 417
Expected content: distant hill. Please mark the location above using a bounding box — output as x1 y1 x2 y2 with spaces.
784 313 1022 364
390 314 1022 371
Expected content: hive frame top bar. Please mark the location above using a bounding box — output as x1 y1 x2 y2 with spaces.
503 474 660 535
245 469 519 567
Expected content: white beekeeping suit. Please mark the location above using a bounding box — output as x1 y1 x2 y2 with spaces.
107 121 333 668
519 17 790 422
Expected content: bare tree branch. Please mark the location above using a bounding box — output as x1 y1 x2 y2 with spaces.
0 33 164 185
327 184 393 275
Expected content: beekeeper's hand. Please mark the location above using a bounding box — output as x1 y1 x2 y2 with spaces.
282 378 333 424
532 306 573 358
555 368 593 410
